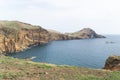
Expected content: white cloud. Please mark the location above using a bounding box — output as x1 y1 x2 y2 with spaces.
0 0 120 34
0 0 5 6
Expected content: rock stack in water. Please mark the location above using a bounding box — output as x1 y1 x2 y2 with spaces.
103 55 120 71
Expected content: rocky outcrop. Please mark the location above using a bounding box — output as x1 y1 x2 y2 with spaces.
103 55 120 71
66 28 105 39
0 21 105 54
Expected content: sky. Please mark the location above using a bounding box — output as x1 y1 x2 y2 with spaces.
0 0 120 34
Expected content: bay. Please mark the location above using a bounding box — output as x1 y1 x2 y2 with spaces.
9 35 120 68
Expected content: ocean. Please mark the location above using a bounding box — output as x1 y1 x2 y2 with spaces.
9 35 120 68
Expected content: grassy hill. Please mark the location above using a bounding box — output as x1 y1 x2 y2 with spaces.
0 56 120 80
0 20 39 30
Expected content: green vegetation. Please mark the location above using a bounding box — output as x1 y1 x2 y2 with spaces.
0 56 120 80
0 21 39 30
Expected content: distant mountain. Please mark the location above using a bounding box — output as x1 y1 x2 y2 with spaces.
66 28 105 39
0 21 105 54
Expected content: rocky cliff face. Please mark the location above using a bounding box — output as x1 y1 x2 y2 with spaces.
0 21 105 54
103 55 120 71
0 21 50 54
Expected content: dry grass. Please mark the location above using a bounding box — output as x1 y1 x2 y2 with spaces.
0 56 119 80
0 20 39 30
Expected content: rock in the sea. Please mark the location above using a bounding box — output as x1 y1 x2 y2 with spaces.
103 55 120 71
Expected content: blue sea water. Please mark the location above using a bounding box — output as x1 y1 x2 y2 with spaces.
9 35 120 68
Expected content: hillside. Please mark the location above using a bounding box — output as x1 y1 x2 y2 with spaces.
66 28 105 39
0 56 120 80
0 21 50 54
48 28 105 40
47 29 75 40
0 21 39 30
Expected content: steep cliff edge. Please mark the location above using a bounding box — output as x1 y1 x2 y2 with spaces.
0 21 50 54
103 55 120 71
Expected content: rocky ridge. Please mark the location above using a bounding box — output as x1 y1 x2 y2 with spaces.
0 21 50 54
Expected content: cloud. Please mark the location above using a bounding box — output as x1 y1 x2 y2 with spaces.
0 0 120 34
0 0 5 6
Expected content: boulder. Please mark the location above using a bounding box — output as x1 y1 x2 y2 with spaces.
103 55 120 71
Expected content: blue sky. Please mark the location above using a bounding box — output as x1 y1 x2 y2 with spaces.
0 0 120 34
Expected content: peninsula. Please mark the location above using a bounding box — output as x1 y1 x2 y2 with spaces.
0 20 105 54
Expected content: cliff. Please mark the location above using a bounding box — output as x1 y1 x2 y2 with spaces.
0 21 50 54
0 21 105 54
103 55 120 71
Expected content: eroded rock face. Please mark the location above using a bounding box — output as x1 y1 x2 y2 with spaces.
103 55 120 71
0 21 50 54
